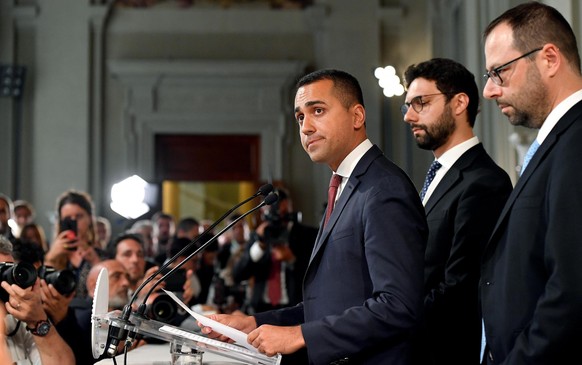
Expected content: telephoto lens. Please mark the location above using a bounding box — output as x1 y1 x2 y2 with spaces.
147 292 178 323
0 262 38 302
39 266 77 296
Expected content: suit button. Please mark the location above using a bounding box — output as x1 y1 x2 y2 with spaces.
330 357 349 365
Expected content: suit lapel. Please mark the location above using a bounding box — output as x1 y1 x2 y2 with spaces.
484 101 582 253
307 146 381 264
485 133 557 248
424 167 460 214
424 144 483 214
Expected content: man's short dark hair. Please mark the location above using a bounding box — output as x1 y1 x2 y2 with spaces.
484 1 581 73
12 239 45 265
110 232 145 257
176 217 199 233
296 69 365 109
151 211 173 223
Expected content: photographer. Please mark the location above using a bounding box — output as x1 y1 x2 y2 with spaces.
13 239 95 364
0 236 75 365
45 190 102 299
232 188 318 314
11 239 77 326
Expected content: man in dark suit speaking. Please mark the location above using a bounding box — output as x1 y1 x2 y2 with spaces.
402 58 512 365
201 69 428 365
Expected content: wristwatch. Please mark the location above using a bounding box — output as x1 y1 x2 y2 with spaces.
26 318 52 337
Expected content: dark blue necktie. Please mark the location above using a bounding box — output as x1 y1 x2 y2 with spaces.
420 160 442 201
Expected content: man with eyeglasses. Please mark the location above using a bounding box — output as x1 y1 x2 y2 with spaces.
402 58 512 365
480 2 582 365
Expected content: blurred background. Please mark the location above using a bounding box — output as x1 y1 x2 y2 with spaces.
1 0 578 238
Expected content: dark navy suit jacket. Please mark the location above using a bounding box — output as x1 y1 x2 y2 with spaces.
481 100 582 364
255 145 428 365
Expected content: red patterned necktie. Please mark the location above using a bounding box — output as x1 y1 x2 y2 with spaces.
324 174 343 226
267 252 281 306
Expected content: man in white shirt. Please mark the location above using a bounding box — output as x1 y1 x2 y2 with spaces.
200 69 428 365
480 2 582 364
403 57 512 365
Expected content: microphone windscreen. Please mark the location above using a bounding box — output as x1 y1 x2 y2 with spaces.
258 183 274 196
264 192 279 206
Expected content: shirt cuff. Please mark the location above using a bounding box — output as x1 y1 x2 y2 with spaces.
249 241 266 262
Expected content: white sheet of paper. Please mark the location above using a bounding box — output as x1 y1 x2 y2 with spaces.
161 289 256 352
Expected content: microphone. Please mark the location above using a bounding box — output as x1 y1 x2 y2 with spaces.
139 192 279 308
129 183 273 310
104 184 274 357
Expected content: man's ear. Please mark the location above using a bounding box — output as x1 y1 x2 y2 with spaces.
353 104 366 129
540 43 561 78
452 93 469 117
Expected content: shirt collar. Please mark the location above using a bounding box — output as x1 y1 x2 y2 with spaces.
536 88 582 144
436 136 480 168
335 139 374 178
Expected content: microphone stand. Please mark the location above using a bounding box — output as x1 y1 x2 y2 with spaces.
139 192 278 309
104 184 273 357
105 189 277 357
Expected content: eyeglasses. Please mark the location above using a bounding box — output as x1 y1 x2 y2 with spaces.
483 47 542 86
401 93 448 116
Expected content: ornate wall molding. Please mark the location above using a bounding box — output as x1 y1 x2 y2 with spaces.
108 59 307 181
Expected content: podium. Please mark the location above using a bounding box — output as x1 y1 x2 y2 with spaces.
92 268 281 365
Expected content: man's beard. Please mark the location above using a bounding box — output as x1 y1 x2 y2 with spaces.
109 293 129 310
413 106 456 151
504 63 548 129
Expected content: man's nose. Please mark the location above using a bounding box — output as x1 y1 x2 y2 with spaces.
483 77 502 99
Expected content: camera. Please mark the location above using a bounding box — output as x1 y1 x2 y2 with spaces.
0 261 38 302
211 275 247 313
38 266 77 296
262 200 292 246
146 292 179 323
142 267 187 324
59 217 78 251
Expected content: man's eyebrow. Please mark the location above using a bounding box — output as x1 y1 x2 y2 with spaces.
294 100 326 113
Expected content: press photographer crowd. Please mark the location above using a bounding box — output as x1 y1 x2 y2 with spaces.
0 187 317 364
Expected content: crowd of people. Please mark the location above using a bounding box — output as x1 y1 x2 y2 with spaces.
0 184 318 363
1 2 581 364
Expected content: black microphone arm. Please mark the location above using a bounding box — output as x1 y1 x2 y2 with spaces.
139 191 279 308
104 184 274 357
127 183 272 311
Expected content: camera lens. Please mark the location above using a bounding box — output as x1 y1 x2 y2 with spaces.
149 293 177 323
44 269 77 295
0 262 38 302
1 262 37 288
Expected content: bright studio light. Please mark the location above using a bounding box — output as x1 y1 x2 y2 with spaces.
374 65 404 97
110 175 150 219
